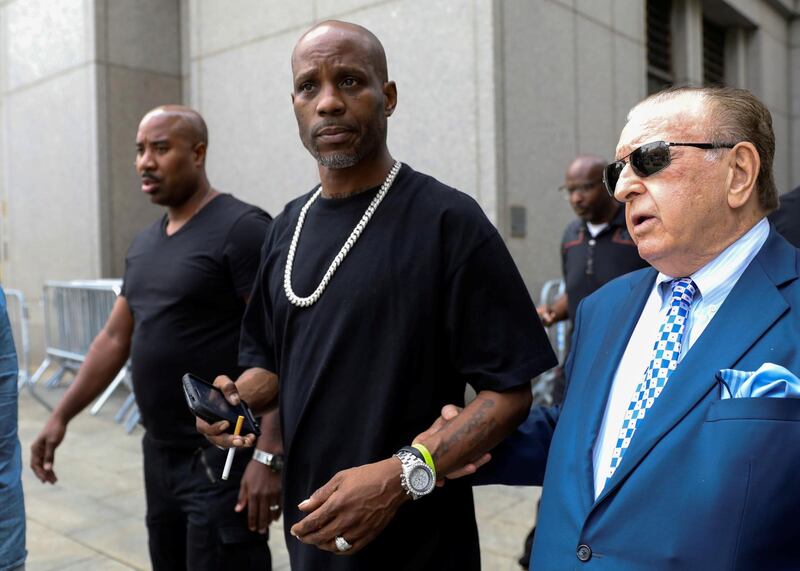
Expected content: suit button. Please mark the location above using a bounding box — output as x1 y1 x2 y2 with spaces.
577 544 592 562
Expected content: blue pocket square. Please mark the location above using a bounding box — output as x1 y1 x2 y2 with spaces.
718 363 800 399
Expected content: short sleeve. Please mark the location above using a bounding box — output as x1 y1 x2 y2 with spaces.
222 210 271 297
119 240 135 297
238 233 277 373
121 244 135 298
445 232 557 393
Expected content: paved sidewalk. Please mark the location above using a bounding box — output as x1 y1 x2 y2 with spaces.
18 387 540 570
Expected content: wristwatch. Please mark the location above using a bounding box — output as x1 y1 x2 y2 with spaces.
395 448 435 500
252 449 283 472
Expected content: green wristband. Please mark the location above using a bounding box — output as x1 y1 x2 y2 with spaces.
411 443 436 475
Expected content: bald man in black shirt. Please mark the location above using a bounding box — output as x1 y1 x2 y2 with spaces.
539 155 648 327
31 106 275 571
198 21 557 571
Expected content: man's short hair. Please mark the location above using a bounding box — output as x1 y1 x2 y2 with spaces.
636 86 777 213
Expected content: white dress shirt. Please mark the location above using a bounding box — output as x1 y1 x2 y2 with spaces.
591 217 770 498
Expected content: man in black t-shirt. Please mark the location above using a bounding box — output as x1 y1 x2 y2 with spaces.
30 106 277 571
198 21 557 571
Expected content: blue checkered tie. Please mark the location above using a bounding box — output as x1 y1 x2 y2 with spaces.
607 277 697 479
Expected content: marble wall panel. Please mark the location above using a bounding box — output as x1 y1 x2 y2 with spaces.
576 16 616 156
502 0 578 292
192 0 312 57
575 0 612 27
613 34 647 135
5 0 90 90
613 0 645 43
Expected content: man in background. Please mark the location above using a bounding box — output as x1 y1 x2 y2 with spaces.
538 155 648 327
30 106 277 571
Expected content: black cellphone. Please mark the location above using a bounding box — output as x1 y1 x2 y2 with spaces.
181 373 261 437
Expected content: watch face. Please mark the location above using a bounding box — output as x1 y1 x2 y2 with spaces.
409 465 434 493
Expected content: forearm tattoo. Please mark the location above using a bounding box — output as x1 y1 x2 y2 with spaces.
435 397 497 462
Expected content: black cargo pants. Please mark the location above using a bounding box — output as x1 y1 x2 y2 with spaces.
142 435 271 571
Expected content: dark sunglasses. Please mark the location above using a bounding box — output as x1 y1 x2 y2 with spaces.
602 140 737 196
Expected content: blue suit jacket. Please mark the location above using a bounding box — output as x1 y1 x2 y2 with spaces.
481 229 800 570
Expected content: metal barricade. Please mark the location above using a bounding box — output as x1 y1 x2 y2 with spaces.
531 278 568 406
5 289 30 389
24 280 140 432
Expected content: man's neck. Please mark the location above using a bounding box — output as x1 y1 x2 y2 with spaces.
166 179 217 235
652 214 767 278
318 151 395 199
587 202 619 225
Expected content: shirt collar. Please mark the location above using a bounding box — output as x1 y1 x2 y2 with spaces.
654 217 770 304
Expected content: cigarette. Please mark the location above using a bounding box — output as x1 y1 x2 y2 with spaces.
221 415 245 481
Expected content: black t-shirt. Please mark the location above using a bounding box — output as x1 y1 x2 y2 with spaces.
561 206 649 319
122 194 270 445
769 185 800 248
240 164 556 570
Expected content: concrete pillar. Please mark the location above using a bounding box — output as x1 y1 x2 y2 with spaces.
671 0 705 85
724 28 750 88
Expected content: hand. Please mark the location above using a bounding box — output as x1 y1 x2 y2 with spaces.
413 405 492 482
537 305 555 327
289 458 408 555
31 416 67 484
195 375 257 448
236 460 282 533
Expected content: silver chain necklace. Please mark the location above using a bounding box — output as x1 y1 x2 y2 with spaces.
283 161 402 307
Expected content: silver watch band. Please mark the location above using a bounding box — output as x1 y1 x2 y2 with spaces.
395 450 426 500
396 450 419 472
252 448 282 470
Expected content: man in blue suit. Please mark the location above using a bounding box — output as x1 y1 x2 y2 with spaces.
424 86 800 569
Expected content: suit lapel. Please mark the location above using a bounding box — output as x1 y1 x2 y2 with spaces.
593 230 795 507
574 269 655 511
